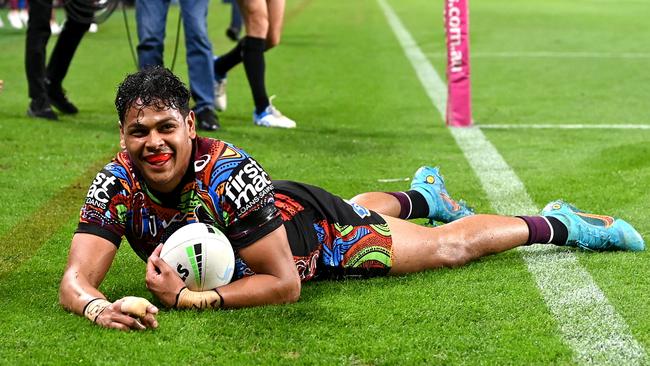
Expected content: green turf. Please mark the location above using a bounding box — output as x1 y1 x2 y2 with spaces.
1 0 649 364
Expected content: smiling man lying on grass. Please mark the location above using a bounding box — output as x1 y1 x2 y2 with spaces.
59 66 645 330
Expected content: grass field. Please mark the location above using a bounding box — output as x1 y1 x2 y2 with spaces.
1 0 650 364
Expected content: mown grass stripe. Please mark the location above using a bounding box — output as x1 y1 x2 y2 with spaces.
378 0 647 364
285 0 314 21
0 158 112 280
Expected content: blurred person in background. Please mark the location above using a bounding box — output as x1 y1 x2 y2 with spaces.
7 0 62 34
223 0 242 42
213 0 296 129
25 0 91 120
8 0 27 29
136 0 220 131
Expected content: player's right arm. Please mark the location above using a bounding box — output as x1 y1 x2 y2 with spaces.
59 233 159 330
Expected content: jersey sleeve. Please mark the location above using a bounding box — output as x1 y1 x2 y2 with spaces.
219 152 282 250
75 164 130 247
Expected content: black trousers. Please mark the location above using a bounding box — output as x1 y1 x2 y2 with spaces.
25 0 91 101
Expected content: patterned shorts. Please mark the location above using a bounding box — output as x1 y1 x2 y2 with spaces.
273 180 393 281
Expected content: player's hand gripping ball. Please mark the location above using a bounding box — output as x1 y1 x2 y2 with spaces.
161 223 235 291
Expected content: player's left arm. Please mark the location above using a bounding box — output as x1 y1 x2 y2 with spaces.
146 224 301 309
215 223 301 308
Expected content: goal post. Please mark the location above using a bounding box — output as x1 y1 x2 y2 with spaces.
445 0 473 127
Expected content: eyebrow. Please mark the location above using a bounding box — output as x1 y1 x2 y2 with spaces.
125 117 179 132
125 122 147 133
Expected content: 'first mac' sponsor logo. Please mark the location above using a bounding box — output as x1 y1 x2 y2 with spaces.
224 159 273 213
85 172 116 209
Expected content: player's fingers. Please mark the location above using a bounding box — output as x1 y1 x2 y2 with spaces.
146 254 158 277
146 244 162 267
111 319 144 331
97 312 132 331
121 296 154 318
113 312 146 330
147 304 159 315
150 254 171 272
132 318 146 330
141 312 159 329
101 306 149 331
149 255 161 267
152 243 163 257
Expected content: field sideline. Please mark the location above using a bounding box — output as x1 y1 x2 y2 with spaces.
1 0 650 364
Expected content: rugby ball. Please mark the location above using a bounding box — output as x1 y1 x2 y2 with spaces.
160 223 235 291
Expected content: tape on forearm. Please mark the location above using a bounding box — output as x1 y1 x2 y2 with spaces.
83 298 112 322
174 287 223 309
120 296 152 318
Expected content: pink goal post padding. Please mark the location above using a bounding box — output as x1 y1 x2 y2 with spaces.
445 0 473 127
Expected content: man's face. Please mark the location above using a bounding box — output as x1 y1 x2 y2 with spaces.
120 103 196 193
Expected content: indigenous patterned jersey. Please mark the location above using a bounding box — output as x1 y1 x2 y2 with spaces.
77 137 282 263
77 137 393 282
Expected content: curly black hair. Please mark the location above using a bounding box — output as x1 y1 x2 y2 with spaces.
115 66 191 124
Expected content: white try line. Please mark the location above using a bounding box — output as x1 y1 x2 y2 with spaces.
479 124 650 130
377 0 647 364
426 51 650 60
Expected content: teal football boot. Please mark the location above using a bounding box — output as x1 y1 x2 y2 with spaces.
410 166 474 224
541 200 645 251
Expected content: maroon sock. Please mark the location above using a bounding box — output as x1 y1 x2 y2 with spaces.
386 191 429 219
387 192 412 219
517 216 552 245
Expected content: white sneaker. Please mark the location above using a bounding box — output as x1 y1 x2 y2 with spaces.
253 99 296 129
8 10 23 29
89 23 98 33
214 78 227 111
19 9 28 25
50 21 62 35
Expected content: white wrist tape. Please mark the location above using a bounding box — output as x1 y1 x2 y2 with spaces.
83 298 112 322
175 287 222 309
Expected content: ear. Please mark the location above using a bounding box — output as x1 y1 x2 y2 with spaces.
119 121 126 150
186 111 197 139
